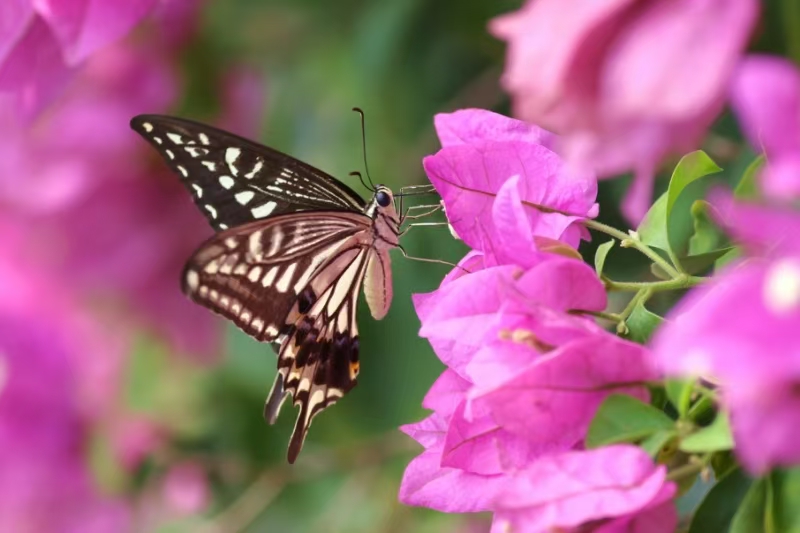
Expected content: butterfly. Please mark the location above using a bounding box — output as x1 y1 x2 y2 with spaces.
130 114 436 462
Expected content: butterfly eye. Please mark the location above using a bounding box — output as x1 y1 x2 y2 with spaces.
376 190 391 207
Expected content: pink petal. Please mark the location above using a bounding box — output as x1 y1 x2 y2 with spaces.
423 141 597 250
35 0 158 65
415 266 519 375
515 255 607 312
726 384 800 475
710 191 800 257
399 447 506 513
493 446 676 532
652 259 800 384
422 369 472 417
604 0 758 120
476 335 656 446
400 413 449 448
434 108 556 149
730 55 800 160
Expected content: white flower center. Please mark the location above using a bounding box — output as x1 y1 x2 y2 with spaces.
764 258 800 314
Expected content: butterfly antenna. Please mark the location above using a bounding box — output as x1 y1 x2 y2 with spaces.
352 107 376 191
349 171 373 194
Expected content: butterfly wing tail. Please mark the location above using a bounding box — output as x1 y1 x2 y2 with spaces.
264 372 289 425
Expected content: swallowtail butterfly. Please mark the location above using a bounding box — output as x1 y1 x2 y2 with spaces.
131 114 418 463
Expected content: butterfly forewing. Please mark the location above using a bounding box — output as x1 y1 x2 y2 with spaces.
130 115 366 231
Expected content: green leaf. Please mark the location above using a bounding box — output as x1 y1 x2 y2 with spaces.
680 247 737 275
640 429 678 459
638 192 670 251
715 247 743 271
688 394 716 423
638 151 722 268
735 155 765 199
689 469 754 533
731 477 770 533
711 451 739 479
586 394 675 448
770 468 800 533
594 240 614 278
624 300 664 344
665 379 694 418
688 200 724 255
680 412 735 453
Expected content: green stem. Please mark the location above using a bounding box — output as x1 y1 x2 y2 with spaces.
584 219 682 279
666 461 704 483
605 275 705 293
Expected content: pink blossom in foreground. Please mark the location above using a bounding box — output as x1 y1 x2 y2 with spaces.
730 55 800 198
653 199 800 473
0 41 176 213
423 109 597 255
0 235 130 532
0 0 157 118
491 446 677 533
490 0 758 222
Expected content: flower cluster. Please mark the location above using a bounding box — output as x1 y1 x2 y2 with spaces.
652 55 800 475
400 110 677 532
0 3 263 529
490 0 758 222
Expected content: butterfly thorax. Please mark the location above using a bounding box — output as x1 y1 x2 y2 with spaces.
365 185 401 251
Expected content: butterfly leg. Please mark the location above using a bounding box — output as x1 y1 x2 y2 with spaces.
401 203 442 223
396 244 463 270
264 372 289 425
398 221 451 237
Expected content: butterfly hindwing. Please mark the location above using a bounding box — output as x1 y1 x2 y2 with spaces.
130 115 366 231
181 212 372 342
276 246 370 463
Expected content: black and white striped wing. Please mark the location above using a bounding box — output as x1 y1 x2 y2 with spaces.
182 211 374 462
130 114 366 231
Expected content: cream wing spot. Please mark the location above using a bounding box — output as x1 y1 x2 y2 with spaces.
275 264 297 293
165 149 175 160
247 266 263 282
204 205 218 219
177 165 188 177
262 266 279 287
166 133 183 145
142 122 154 132
191 183 203 198
251 202 277 218
225 147 241 175
185 270 200 291
199 133 210 145
245 160 263 179
202 161 216 171
219 176 235 189
235 191 255 205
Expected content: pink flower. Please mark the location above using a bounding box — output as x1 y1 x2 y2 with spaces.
415 255 607 376
0 237 130 532
401 252 659 517
0 41 176 213
0 0 157 118
423 109 597 259
490 0 758 222
162 462 210 515
730 55 800 198
652 199 800 473
492 446 677 533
